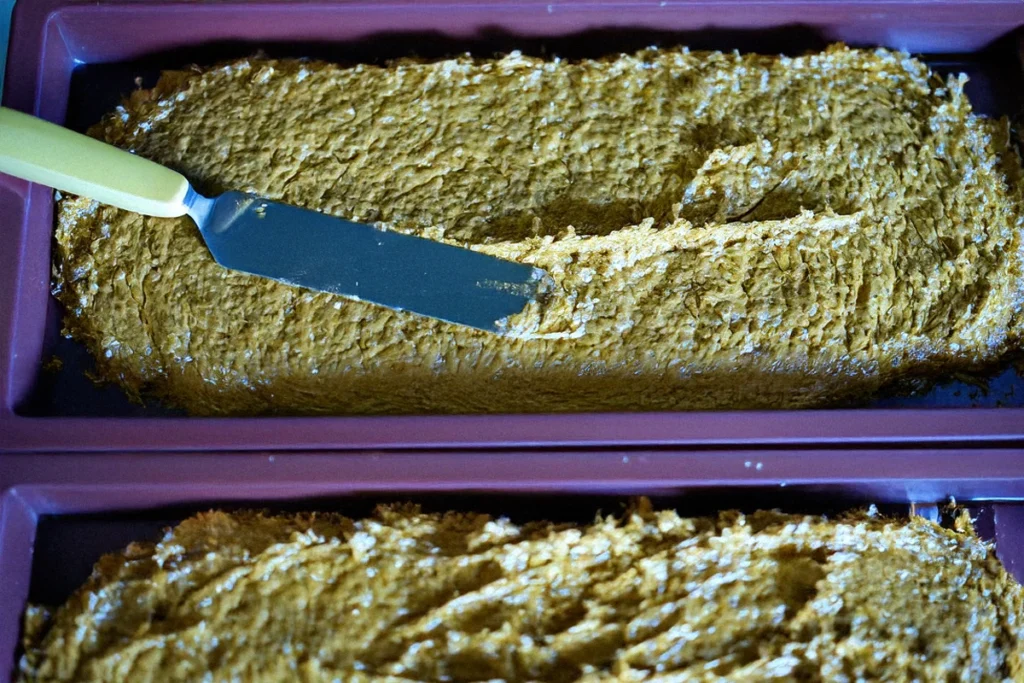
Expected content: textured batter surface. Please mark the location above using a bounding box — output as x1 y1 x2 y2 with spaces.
53 45 1024 415
18 502 1024 682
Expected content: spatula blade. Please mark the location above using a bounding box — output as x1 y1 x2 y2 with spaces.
189 191 548 332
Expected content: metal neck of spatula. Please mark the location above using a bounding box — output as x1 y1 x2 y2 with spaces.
183 186 216 229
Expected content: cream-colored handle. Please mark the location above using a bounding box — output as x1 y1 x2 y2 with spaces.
0 107 190 217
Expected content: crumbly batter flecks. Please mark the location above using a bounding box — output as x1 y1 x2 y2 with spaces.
18 503 1024 682
53 45 1024 414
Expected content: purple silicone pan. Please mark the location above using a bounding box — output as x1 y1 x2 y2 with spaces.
2 451 1024 680
1 0 1024 453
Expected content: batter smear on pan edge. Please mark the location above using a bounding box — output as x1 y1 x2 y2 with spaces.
17 501 1024 681
53 45 1024 415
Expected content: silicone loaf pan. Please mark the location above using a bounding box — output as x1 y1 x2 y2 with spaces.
2 0 1024 452
3 449 1024 680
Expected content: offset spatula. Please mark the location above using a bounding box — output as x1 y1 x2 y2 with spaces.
0 107 550 332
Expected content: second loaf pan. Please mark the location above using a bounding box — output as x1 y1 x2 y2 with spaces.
3 449 1024 679
1 0 1023 451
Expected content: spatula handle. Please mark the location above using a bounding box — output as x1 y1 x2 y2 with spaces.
0 106 190 217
